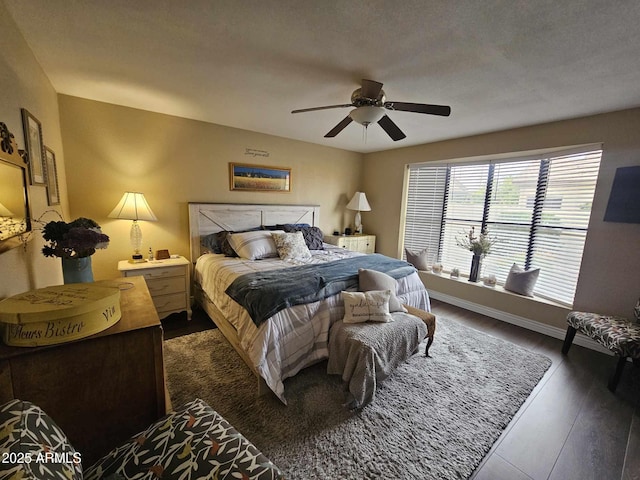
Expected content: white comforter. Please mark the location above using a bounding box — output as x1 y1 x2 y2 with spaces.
194 244 431 403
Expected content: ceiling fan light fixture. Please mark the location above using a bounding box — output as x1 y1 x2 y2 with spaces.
349 106 385 126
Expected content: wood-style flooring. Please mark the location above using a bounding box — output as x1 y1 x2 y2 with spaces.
162 300 640 480
429 299 640 480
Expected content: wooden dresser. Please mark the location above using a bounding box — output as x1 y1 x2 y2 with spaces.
0 276 167 466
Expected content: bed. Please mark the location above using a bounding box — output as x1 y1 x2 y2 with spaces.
188 203 431 403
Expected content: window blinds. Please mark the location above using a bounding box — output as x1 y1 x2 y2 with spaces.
403 147 601 306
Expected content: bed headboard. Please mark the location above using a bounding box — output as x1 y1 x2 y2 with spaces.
188 203 320 262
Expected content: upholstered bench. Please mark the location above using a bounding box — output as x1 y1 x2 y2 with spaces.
404 304 437 356
562 311 640 392
327 308 435 408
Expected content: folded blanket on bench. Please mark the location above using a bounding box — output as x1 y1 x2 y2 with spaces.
327 312 427 408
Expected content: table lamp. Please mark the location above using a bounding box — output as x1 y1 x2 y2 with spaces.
108 192 157 262
346 191 371 234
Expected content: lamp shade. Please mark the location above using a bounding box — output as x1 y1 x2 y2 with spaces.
108 192 157 221
346 192 371 212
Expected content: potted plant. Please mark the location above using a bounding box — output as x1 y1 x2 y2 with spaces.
456 227 497 282
42 217 109 283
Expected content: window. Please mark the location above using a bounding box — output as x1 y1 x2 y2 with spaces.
403 146 602 306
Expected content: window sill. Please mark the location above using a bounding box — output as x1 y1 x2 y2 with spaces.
421 270 567 309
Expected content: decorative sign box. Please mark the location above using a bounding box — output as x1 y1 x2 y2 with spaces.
0 283 121 347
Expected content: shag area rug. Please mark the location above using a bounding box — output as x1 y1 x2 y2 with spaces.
164 317 552 480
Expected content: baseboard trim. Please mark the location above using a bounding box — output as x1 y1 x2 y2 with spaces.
429 290 613 356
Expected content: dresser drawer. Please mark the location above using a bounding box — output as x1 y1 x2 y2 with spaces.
126 265 185 280
152 292 186 314
146 276 185 296
118 256 192 320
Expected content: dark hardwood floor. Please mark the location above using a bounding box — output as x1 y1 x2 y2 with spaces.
162 300 640 480
428 299 640 480
161 305 216 340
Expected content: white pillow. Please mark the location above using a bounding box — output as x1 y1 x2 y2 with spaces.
228 230 282 260
342 290 393 323
271 231 312 261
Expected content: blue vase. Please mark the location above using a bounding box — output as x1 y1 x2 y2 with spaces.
62 256 94 284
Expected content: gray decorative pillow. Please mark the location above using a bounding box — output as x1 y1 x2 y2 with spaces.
634 297 640 323
504 263 540 297
272 231 312 261
358 268 407 313
405 247 429 270
283 225 324 250
201 231 232 255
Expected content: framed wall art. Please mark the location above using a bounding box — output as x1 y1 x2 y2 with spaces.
21 108 45 185
44 146 60 206
229 162 291 192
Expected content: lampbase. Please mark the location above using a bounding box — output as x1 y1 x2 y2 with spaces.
354 211 363 234
129 253 146 264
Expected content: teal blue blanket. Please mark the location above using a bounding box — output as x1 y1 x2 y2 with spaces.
225 254 416 326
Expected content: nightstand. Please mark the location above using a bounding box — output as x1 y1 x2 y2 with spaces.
324 234 376 254
118 256 191 319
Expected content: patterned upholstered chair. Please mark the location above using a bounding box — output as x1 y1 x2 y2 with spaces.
1 398 284 480
562 303 640 392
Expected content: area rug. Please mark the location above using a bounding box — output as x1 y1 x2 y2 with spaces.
164 317 552 480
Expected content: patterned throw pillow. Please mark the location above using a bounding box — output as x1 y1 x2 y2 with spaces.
84 398 283 480
283 225 324 250
271 231 313 261
504 263 540 297
342 290 393 323
405 247 429 270
0 399 83 480
634 297 640 323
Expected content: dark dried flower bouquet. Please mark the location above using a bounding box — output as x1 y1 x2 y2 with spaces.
456 226 497 257
42 217 109 258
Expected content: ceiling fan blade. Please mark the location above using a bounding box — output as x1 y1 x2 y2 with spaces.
384 101 451 116
378 115 406 141
324 116 353 138
361 79 384 100
291 104 353 114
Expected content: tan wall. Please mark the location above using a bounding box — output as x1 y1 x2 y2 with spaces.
363 108 640 324
58 95 363 280
0 3 68 298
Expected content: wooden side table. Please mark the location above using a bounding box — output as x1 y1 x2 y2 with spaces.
118 256 191 320
0 276 167 466
324 234 376 254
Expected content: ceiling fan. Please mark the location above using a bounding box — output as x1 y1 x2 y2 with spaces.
291 79 451 141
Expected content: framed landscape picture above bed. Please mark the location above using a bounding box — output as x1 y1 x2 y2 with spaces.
229 162 291 192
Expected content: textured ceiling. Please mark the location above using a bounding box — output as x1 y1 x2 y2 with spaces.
5 0 640 153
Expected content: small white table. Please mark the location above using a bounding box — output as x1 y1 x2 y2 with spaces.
118 256 191 320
